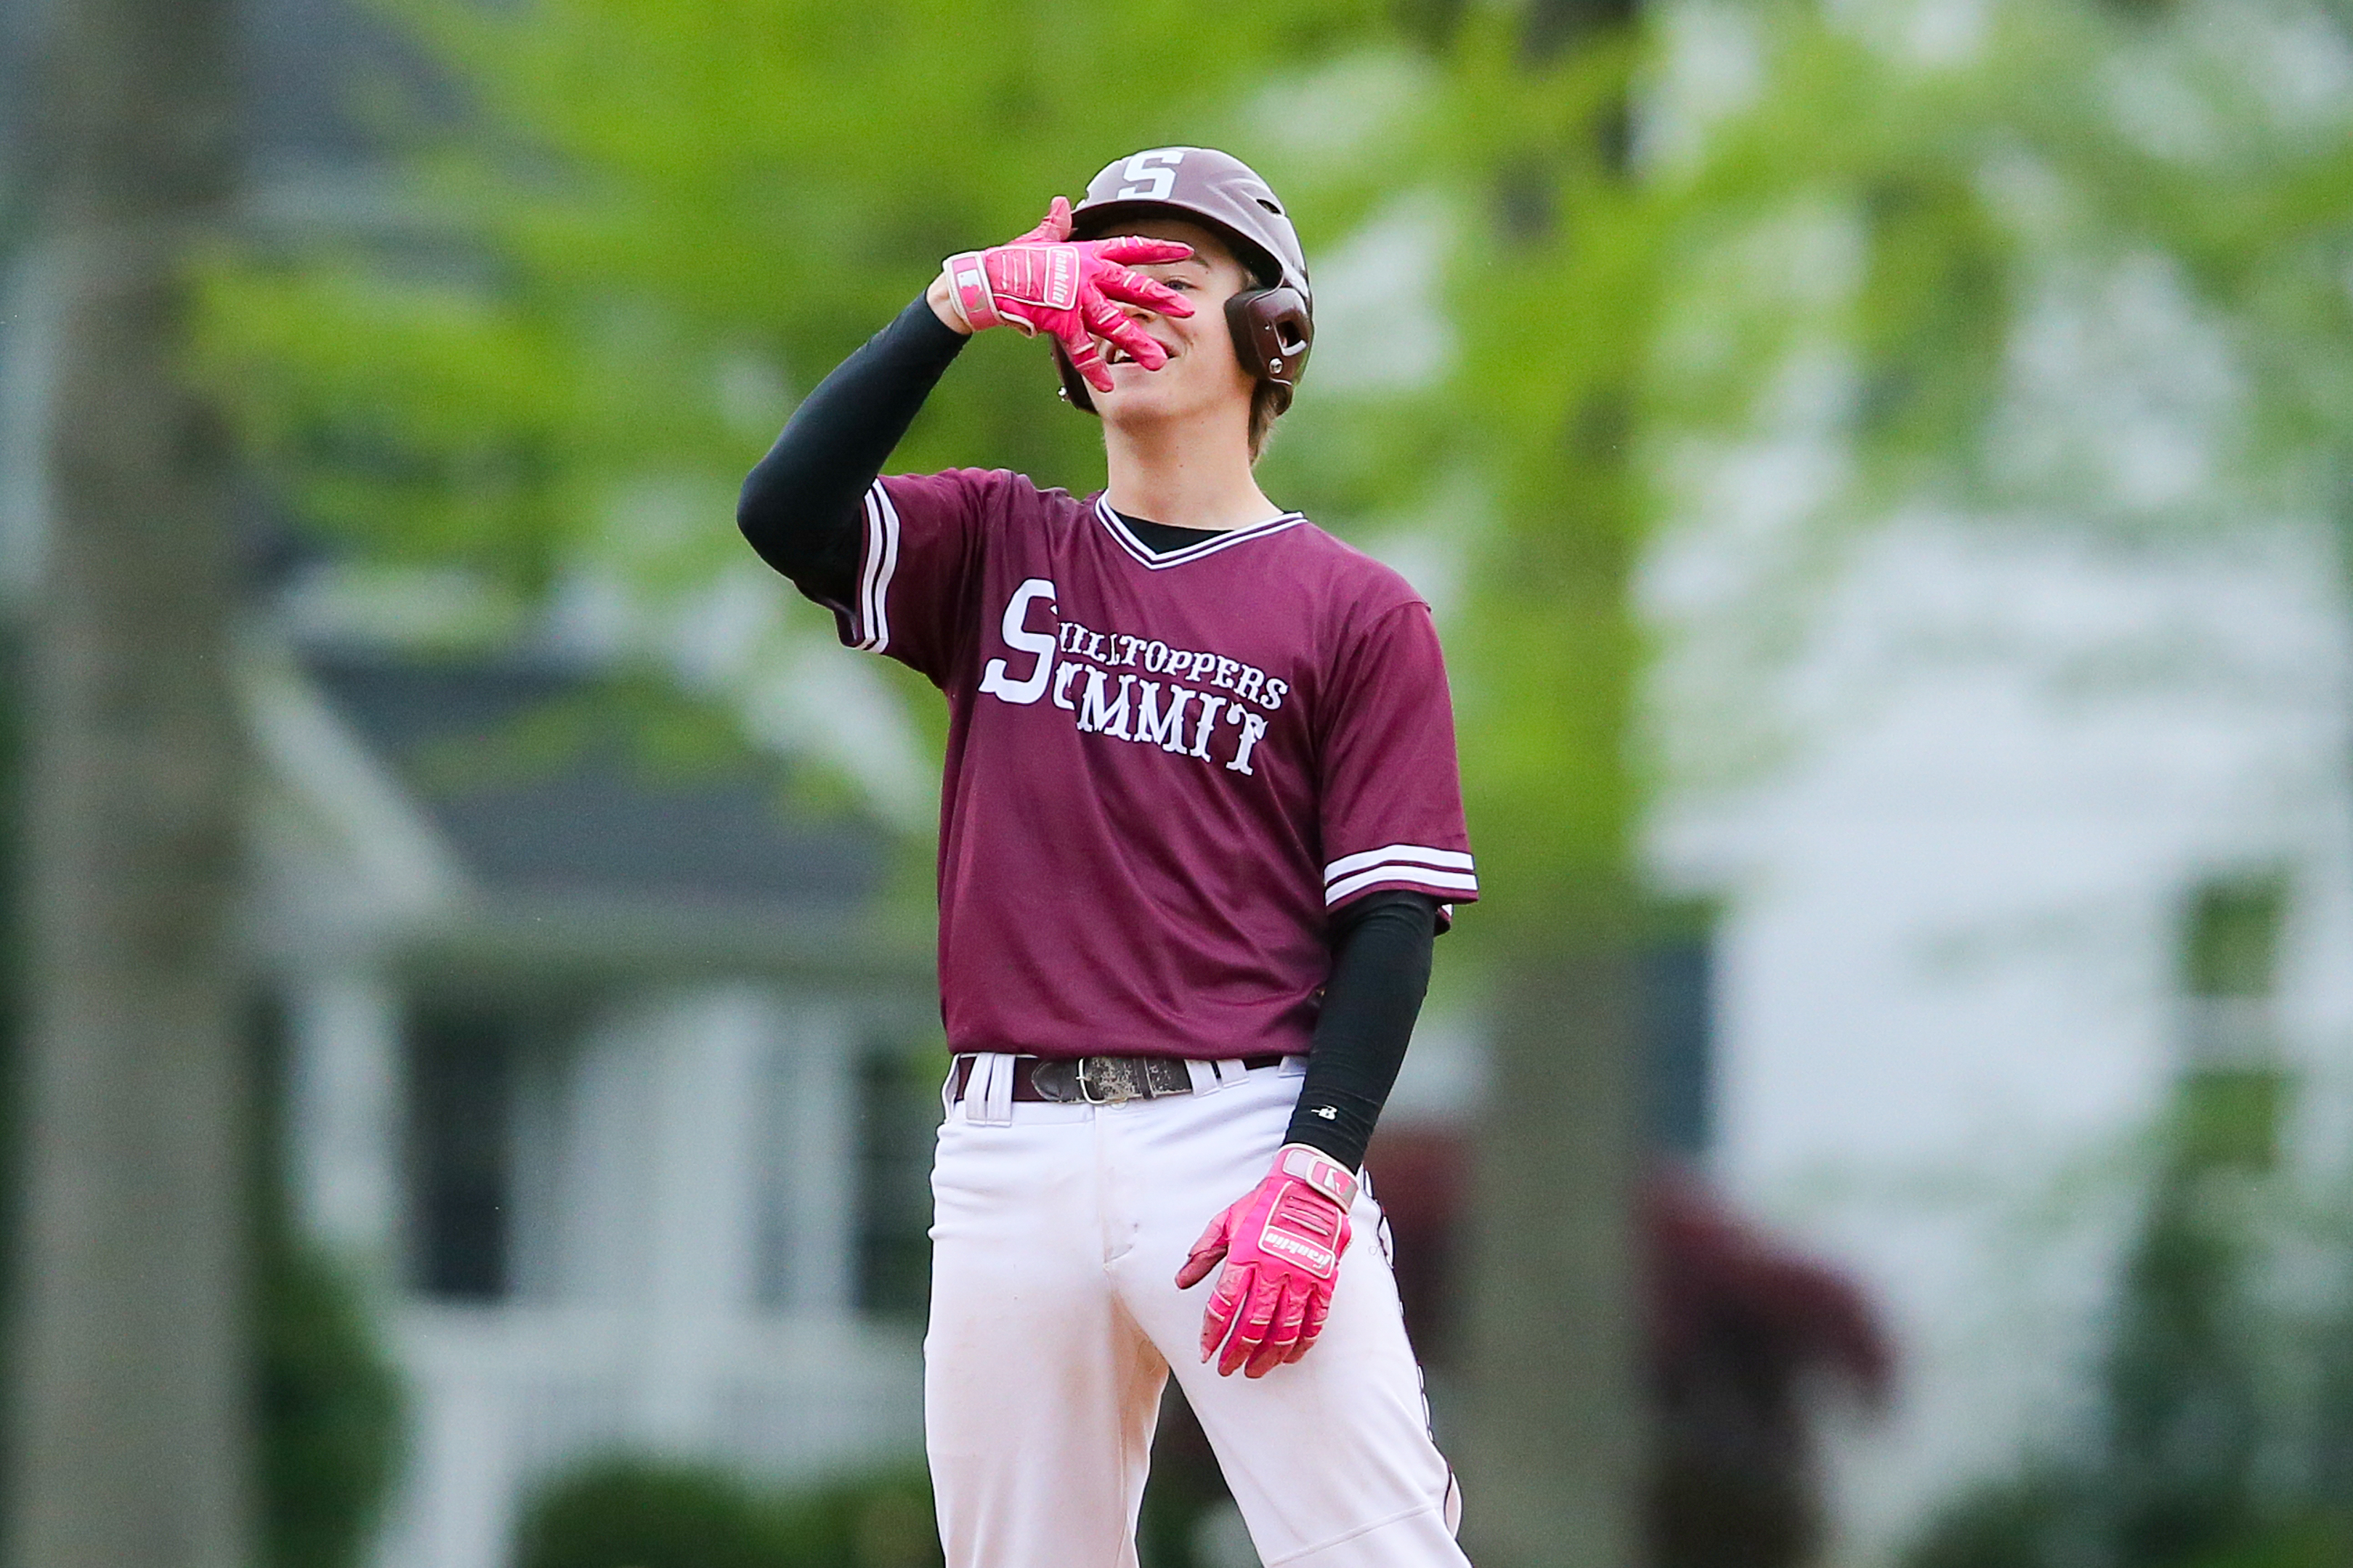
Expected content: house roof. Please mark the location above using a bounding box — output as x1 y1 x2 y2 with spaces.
304 647 892 912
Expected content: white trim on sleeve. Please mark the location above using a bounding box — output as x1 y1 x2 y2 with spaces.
1323 843 1475 883
1324 864 1481 906
856 481 902 654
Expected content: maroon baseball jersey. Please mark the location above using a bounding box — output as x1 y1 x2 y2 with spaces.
838 468 1477 1061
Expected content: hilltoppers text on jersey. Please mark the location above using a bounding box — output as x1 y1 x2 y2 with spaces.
983 580 1289 774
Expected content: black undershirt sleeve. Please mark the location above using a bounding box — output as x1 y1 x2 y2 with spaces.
737 294 968 609
1284 890 1441 1171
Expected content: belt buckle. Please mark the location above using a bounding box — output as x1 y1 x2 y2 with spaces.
1076 1056 1143 1105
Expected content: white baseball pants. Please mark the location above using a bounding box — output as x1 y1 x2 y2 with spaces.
925 1057 1471 1568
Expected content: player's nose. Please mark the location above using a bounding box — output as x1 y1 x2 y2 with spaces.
1114 301 1173 346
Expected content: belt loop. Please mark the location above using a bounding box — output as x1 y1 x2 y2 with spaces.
1213 1057 1247 1089
1279 1054 1308 1077
942 1056 961 1118
979 1052 1017 1125
963 1053 990 1122
1184 1059 1220 1095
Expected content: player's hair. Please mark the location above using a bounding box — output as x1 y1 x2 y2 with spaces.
1248 381 1283 463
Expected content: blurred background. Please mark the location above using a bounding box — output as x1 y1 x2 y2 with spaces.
6 0 2353 1566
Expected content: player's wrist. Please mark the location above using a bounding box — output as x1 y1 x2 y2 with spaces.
926 269 976 336
1274 1142 1358 1211
1279 1117 1364 1175
941 249 1023 336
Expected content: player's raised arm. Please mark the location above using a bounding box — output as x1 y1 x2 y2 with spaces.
735 295 969 611
737 200 1193 609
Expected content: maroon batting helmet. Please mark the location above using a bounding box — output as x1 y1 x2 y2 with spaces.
1058 147 1313 417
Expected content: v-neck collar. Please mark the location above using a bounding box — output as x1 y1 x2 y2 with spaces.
1091 495 1307 571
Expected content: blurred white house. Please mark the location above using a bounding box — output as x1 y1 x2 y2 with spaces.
1646 509 2353 1563
246 640 940 1568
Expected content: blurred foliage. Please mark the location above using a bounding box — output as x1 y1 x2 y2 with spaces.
508 1396 1235 1568
251 998 406 1568
1393 0 2351 922
193 0 1433 847
197 0 1406 590
1603 0 2353 505
258 1240 406 1568
2174 1068 2288 1173
1438 0 2353 810
1908 864 2353 1566
2184 876 2288 1001
1416 15 1650 934
1906 1066 2353 1568
512 1460 939 1568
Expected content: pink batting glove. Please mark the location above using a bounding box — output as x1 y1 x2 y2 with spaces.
1175 1144 1357 1379
941 197 1196 394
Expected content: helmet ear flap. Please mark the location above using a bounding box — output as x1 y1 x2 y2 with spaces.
1226 286 1312 415
1053 286 1314 418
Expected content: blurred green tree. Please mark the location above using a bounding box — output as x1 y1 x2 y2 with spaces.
198 0 1427 833
1420 12 1656 1564
1906 872 2353 1567
1563 0 2353 766
1903 1081 2353 1568
1409 5 2353 1564
199 0 1394 593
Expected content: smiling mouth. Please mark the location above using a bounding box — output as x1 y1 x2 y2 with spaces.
1104 341 1172 367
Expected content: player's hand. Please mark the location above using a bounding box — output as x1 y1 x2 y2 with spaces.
1175 1143 1356 1378
939 197 1196 394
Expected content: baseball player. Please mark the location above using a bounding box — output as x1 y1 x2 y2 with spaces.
738 147 1478 1568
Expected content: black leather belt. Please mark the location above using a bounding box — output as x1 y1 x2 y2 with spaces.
951 1053 1287 1106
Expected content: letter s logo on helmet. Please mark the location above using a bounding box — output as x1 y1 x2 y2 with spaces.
1114 149 1186 203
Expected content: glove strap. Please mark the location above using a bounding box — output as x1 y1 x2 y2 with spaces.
1277 1143 1358 1211
943 251 1010 333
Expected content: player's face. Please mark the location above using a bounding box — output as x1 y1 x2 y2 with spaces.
1090 216 1258 431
